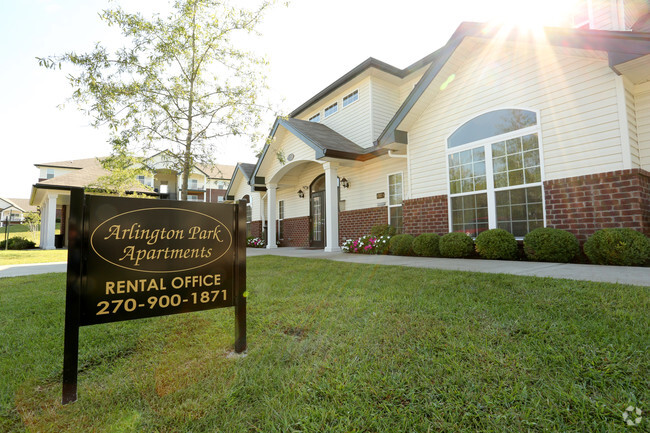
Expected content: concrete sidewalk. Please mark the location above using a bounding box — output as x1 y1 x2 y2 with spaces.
1 248 648 287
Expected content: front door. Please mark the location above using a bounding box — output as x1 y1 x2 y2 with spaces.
310 190 325 248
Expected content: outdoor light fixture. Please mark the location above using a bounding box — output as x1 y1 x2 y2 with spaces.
340 177 350 188
297 189 304 198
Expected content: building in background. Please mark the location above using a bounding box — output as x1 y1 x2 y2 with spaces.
0 197 38 227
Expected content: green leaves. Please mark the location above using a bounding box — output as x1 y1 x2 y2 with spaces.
39 0 277 199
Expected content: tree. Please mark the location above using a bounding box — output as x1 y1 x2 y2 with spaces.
39 0 275 200
23 212 40 242
87 132 154 197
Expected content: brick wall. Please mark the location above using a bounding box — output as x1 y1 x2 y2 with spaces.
544 169 650 242
339 206 388 243
279 216 310 247
250 220 262 238
402 195 449 236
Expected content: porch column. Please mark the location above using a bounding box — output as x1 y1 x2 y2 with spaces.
323 162 341 252
266 183 278 249
40 193 57 250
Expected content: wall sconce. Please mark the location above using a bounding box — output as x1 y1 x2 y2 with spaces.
340 177 350 188
297 189 304 198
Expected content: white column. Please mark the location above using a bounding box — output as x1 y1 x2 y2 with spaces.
266 183 278 249
323 162 341 252
41 193 57 250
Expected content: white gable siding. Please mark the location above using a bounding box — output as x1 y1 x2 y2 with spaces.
407 44 623 199
38 167 76 179
636 87 650 171
399 71 425 105
371 78 401 139
625 0 649 29
591 0 616 29
230 173 262 222
257 128 317 183
320 78 373 147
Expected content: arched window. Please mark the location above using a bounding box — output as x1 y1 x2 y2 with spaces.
446 109 544 237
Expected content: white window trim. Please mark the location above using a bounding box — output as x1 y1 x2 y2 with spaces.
445 108 546 239
342 89 359 109
387 171 404 227
324 102 338 118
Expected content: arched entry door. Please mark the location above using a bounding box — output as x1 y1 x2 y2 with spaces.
309 174 326 248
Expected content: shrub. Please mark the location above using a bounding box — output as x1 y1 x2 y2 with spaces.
412 233 440 257
523 228 579 263
0 236 36 250
389 234 415 256
246 237 265 248
583 228 650 266
439 232 474 258
370 224 397 238
474 229 517 260
342 235 390 254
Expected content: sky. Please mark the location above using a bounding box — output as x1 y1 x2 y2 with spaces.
0 0 574 199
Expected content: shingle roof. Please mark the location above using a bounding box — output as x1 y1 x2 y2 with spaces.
5 198 38 213
34 157 102 169
281 118 368 157
238 163 256 180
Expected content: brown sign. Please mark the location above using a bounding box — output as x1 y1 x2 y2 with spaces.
63 190 246 404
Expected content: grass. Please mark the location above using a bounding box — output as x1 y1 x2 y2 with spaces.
1 223 61 248
0 249 68 266
0 256 648 432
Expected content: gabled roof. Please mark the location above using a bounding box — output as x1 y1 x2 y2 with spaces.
224 162 256 197
34 157 101 170
249 118 386 186
288 51 439 118
376 21 650 147
0 197 37 213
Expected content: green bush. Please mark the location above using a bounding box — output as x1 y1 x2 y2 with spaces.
389 234 415 256
412 233 440 257
439 232 474 258
0 236 36 250
583 228 650 266
523 227 579 263
474 229 517 260
370 224 397 238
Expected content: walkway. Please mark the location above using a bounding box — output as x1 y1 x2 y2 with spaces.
1 249 648 287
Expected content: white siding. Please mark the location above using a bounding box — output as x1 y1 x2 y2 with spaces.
636 88 650 171
407 41 623 199
371 78 401 139
230 173 263 222
591 0 616 30
399 69 426 104
296 78 374 148
625 80 640 167
38 167 76 179
625 0 649 29
257 128 317 183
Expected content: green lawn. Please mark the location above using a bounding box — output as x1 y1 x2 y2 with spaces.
1 257 648 432
1 223 61 248
0 249 68 266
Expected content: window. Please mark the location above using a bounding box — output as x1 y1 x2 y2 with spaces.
187 195 200 201
278 200 285 239
324 103 338 118
46 168 55 179
137 175 146 185
189 179 198 189
447 109 544 238
309 113 321 122
342 90 359 108
216 181 227 189
388 173 403 233
217 196 224 202
246 204 252 237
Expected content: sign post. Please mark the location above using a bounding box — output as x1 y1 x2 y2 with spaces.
62 190 246 404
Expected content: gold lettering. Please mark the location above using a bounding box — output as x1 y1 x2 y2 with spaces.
119 246 135 262
104 225 121 240
106 281 116 295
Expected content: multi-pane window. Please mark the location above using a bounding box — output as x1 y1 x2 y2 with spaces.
246 204 252 237
189 179 198 189
309 113 321 122
388 173 403 233
324 103 338 118
343 90 359 108
447 109 544 238
278 200 285 239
